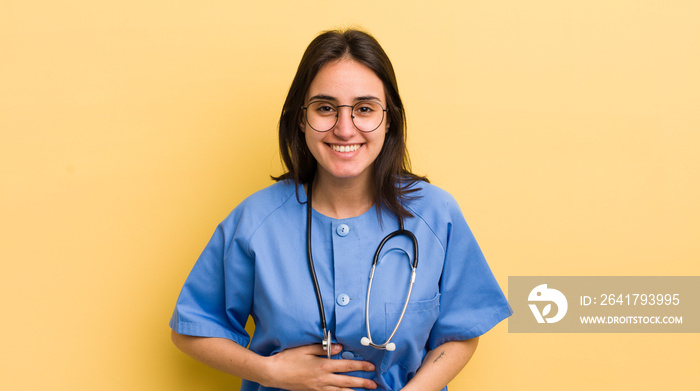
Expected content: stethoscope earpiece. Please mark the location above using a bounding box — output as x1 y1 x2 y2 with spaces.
359 338 397 351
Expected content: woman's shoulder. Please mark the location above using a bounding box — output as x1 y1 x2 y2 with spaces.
238 179 299 210
220 180 300 231
404 181 474 248
405 180 460 215
410 180 453 197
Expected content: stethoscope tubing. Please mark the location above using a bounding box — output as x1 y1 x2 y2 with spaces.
362 227 418 351
305 181 331 357
306 199 327 333
305 180 419 356
362 265 416 351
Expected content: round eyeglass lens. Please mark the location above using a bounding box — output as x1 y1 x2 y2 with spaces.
305 101 385 132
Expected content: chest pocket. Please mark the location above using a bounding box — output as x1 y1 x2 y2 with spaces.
380 292 440 372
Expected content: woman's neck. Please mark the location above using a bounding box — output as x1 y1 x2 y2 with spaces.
309 172 374 219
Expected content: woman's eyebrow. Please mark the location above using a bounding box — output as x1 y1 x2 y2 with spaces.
308 94 337 102
355 96 382 102
308 94 383 103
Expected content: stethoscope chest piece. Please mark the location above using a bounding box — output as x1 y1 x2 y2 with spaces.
322 330 332 359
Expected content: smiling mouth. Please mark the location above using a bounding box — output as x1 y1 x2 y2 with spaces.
329 144 361 152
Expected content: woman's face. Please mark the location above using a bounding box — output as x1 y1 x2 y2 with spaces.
302 58 388 184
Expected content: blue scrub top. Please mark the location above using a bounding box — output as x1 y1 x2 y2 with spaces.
170 180 512 390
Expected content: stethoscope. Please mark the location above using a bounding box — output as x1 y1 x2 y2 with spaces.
305 181 419 359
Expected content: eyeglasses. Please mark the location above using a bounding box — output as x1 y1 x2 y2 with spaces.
302 101 388 132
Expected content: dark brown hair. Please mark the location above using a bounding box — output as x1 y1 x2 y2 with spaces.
273 28 427 221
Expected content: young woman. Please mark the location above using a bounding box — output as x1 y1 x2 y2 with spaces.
170 28 512 391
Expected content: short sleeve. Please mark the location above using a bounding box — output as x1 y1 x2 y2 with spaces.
427 198 512 349
169 211 254 348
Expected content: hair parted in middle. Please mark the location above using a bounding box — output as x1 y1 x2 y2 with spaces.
273 28 427 221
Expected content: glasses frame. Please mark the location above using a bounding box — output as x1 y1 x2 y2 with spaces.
301 101 388 133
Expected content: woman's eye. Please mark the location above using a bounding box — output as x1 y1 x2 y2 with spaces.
355 103 376 115
315 104 336 115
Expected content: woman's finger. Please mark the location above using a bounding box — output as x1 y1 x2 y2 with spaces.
323 358 375 374
293 342 343 357
328 373 378 390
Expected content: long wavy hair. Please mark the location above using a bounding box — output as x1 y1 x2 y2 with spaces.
273 28 427 221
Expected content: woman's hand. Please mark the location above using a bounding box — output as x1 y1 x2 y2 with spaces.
262 343 377 391
171 331 376 391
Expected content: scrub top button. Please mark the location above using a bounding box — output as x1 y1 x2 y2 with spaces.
341 351 355 360
336 224 350 237
337 293 350 306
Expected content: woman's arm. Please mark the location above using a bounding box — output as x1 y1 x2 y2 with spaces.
171 330 377 391
401 337 479 391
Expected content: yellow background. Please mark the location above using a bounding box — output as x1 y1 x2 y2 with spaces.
2 1 698 390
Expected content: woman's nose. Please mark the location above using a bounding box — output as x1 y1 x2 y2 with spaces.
333 106 356 138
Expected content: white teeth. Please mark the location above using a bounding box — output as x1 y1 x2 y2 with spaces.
330 144 360 152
